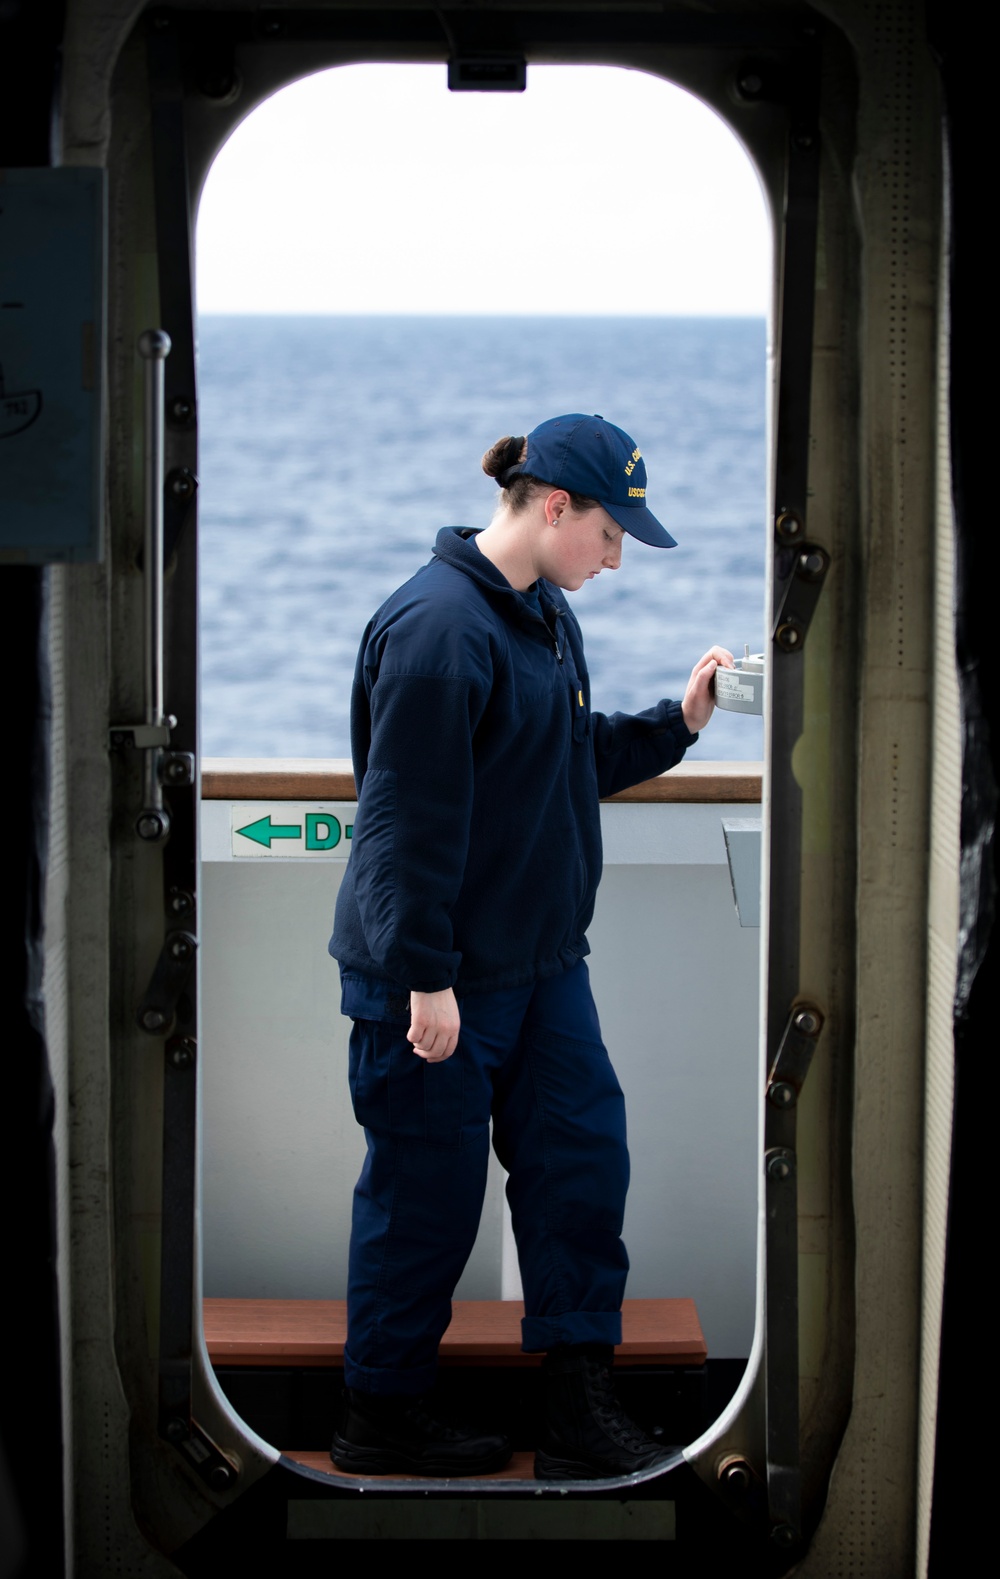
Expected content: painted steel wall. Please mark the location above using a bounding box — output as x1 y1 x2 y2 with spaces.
200 799 761 1359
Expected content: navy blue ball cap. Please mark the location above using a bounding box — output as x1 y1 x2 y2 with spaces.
502 413 677 549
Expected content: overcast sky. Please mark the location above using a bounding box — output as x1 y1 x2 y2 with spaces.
196 64 771 316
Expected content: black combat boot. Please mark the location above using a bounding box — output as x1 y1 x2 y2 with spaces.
534 1347 679 1480
331 1389 512 1476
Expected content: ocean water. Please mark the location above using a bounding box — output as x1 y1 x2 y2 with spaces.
197 316 767 761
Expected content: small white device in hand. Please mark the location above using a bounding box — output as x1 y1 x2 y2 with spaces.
714 645 765 716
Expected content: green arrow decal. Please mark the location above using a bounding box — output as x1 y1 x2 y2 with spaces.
236 814 302 849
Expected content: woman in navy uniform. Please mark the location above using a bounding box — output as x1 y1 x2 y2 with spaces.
329 414 732 1478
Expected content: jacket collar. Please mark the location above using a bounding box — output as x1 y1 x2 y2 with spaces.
432 527 562 637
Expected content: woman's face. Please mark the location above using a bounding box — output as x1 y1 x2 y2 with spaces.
542 506 625 592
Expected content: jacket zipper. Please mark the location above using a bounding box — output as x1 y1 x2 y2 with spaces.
544 606 564 663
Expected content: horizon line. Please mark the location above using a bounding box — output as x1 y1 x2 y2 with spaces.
196 308 767 320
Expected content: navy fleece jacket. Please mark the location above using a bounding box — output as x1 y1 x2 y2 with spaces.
329 527 697 995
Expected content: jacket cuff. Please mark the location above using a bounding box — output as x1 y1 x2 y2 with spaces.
665 696 698 748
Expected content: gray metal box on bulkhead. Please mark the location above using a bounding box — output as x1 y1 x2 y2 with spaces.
0 168 107 564
713 650 764 926
722 819 762 928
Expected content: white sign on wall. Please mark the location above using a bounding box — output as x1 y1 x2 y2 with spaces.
230 803 355 859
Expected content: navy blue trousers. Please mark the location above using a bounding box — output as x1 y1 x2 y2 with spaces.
341 961 630 1394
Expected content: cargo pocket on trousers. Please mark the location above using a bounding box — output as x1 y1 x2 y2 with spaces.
348 1023 465 1149
388 1038 465 1150
347 1019 394 1130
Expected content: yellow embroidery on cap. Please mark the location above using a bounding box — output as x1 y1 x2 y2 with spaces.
578 690 584 706
628 487 646 498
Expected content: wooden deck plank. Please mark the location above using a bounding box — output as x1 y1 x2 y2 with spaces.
204 1297 707 1368
201 758 761 806
283 1448 537 1482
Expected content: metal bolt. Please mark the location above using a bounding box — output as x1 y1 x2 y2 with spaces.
162 755 192 786
168 1039 196 1069
136 809 168 841
771 1523 799 1548
776 622 803 652
198 67 240 103
737 71 763 97
168 933 195 963
769 1081 796 1109
167 467 197 501
168 888 195 917
169 395 194 425
767 1152 794 1182
717 1455 752 1491
794 1007 823 1036
775 510 804 541
792 129 815 151
208 1462 234 1492
140 1008 168 1033
798 549 827 578
165 1416 188 1443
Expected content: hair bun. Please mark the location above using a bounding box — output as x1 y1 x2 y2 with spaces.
482 434 526 482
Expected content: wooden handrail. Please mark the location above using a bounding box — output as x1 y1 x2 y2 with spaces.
202 758 357 801
602 761 762 804
201 758 762 805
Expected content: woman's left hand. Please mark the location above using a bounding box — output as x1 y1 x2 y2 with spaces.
681 646 735 734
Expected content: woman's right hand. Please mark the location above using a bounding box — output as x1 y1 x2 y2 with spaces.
408 988 461 1062
681 645 735 733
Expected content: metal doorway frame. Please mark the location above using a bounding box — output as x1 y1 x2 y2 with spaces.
114 3 855 1564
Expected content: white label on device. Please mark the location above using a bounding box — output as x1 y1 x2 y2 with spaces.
717 673 756 701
